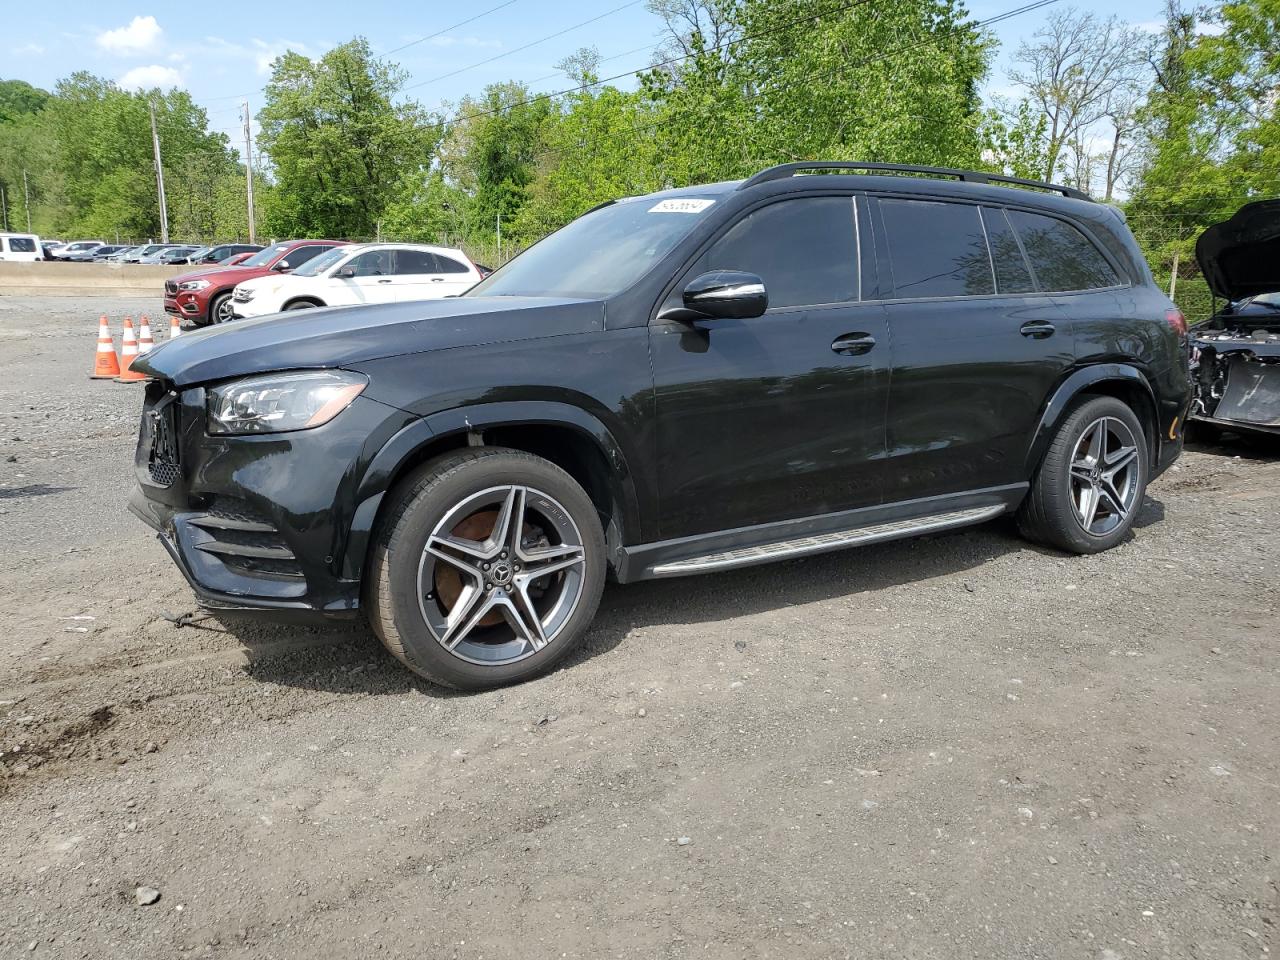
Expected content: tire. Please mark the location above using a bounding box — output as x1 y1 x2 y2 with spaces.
208 292 233 325
366 447 607 690
1018 395 1148 554
285 300 319 310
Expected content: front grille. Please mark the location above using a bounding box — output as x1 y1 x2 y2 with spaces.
146 400 180 487
165 280 178 295
187 498 303 579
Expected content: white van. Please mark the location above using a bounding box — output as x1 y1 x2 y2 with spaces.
0 233 43 262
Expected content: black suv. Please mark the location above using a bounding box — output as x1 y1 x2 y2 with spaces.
131 162 1191 690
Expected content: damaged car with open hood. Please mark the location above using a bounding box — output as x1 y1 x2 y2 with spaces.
1189 200 1280 438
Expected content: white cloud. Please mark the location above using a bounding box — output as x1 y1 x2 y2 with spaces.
204 35 311 75
118 64 184 91
12 43 45 56
97 16 163 55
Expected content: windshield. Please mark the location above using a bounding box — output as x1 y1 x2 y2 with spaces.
242 243 290 268
294 247 349 278
1246 292 1280 309
467 196 719 299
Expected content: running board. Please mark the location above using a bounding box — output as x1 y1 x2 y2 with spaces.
648 504 1006 577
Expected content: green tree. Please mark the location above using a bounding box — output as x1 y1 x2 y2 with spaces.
257 38 436 238
1126 0 1280 315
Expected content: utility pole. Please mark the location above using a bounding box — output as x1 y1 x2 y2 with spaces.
148 101 170 243
496 212 502 262
23 169 33 232
1 185 8 232
242 100 256 244
1168 249 1179 301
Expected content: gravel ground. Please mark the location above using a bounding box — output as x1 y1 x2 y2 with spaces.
0 295 1277 960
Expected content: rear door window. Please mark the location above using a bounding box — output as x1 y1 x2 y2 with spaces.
8 237 36 253
393 249 437 275
700 196 858 309
878 198 994 298
1006 210 1120 291
981 208 1036 294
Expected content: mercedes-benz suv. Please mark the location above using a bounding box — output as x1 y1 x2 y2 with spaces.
130 162 1191 690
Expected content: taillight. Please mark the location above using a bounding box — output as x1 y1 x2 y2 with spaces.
1165 307 1187 336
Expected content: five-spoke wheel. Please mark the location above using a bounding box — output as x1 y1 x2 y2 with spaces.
1019 395 1149 554
366 448 606 689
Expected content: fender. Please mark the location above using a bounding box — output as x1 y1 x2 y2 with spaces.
1025 363 1158 474
341 400 643 580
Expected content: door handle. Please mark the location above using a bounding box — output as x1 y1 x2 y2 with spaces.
831 333 877 356
377 279 392 284
430 278 445 282
1019 320 1055 339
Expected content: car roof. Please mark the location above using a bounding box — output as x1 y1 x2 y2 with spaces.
338 242 468 256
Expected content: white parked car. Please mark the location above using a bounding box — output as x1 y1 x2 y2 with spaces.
230 243 482 318
0 232 43 262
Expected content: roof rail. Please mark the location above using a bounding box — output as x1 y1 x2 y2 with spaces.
737 162 1091 201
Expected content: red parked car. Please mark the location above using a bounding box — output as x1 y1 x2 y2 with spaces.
164 240 349 326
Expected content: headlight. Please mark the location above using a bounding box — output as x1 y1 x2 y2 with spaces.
206 371 367 435
177 279 210 292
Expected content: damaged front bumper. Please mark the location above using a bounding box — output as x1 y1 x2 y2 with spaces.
1189 330 1280 435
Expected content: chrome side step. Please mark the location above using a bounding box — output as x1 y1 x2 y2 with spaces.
649 504 1006 576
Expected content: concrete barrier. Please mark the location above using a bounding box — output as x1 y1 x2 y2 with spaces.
0 261 189 297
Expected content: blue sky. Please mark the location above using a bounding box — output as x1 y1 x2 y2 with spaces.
6 0 1165 152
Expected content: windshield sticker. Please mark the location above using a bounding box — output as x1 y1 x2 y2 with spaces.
648 198 715 214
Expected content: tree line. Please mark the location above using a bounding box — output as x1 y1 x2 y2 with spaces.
1 0 1276 315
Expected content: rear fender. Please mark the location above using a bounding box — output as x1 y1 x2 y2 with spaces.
1026 364 1159 474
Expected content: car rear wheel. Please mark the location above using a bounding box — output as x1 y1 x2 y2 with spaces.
1018 395 1148 554
285 300 319 310
209 292 234 325
366 448 606 690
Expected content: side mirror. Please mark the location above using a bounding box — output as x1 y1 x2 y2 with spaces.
273 260 291 272
336 266 356 279
662 271 769 321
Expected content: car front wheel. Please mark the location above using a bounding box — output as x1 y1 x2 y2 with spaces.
209 292 234 325
366 448 606 690
1018 395 1148 554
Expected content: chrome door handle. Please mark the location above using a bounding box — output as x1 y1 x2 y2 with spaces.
831 333 876 356
430 278 445 282
377 279 392 284
1019 320 1055 338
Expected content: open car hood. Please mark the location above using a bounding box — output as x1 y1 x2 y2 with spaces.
1195 199 1280 302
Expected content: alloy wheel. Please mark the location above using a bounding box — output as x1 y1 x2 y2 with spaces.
214 297 234 323
416 485 587 666
1068 416 1140 536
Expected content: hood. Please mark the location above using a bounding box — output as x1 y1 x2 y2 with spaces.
170 263 273 286
1195 199 1280 301
135 296 604 387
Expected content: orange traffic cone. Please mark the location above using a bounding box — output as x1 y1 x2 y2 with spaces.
168 315 182 339
90 315 122 379
116 317 148 383
138 315 155 356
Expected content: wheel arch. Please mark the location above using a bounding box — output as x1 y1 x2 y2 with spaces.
342 401 642 583
1027 363 1160 475
282 296 325 310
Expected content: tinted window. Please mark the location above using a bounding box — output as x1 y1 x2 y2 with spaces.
348 251 391 276
981 208 1036 294
1006 210 1120 291
243 243 289 267
433 253 471 274
880 198 993 298
283 245 330 268
8 237 36 253
394 249 437 275
703 197 857 309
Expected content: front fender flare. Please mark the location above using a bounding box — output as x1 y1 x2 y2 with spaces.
341 400 641 581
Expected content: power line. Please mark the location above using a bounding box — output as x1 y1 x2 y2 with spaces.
380 0 524 57
404 0 644 91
